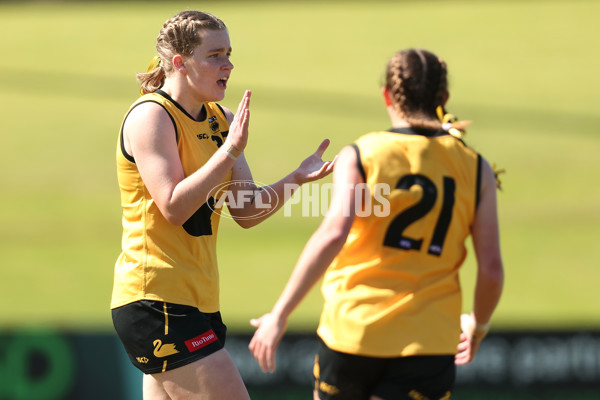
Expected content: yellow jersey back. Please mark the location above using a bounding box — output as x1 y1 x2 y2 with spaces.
111 90 232 313
317 128 481 357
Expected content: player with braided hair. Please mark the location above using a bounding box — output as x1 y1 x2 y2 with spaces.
111 10 334 400
249 48 504 400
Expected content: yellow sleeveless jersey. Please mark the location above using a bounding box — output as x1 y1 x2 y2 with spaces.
317 127 481 357
111 90 231 313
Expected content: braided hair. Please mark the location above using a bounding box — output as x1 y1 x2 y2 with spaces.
385 49 467 132
137 11 227 95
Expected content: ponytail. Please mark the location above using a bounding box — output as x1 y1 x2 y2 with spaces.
137 56 165 95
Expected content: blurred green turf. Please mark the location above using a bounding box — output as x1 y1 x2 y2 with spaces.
0 0 598 332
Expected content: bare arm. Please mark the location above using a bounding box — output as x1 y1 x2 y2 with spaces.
124 91 250 225
223 103 335 228
455 157 504 365
248 145 360 372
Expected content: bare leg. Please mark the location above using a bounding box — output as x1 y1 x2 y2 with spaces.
143 373 171 400
153 348 250 400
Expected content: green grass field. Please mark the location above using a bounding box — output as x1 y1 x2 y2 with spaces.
0 0 598 332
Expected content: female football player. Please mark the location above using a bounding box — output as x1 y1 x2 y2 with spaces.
249 48 504 400
111 10 334 399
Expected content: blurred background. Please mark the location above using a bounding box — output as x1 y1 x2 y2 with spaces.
0 0 598 398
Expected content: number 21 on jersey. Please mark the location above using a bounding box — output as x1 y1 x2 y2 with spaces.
383 174 456 257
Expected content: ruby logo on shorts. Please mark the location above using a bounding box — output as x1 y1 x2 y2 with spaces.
185 329 218 352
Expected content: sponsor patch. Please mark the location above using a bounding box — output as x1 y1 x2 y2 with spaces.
185 329 218 352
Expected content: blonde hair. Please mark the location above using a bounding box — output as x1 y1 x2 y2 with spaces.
137 11 227 95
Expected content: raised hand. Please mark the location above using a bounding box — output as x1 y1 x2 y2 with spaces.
294 139 336 184
226 90 251 152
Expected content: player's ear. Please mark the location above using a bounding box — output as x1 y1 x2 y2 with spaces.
173 54 187 74
381 87 393 107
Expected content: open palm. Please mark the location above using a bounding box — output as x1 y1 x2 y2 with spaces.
296 139 336 184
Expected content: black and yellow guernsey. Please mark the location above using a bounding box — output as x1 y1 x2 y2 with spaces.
318 127 482 357
112 90 231 313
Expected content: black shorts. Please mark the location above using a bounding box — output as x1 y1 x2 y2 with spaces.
314 338 455 400
112 300 227 374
